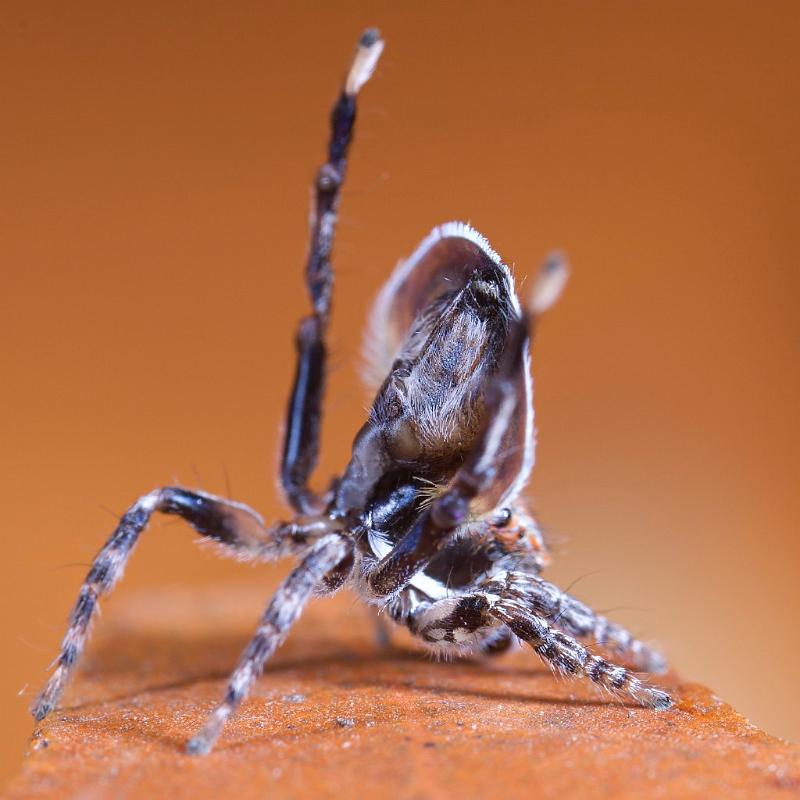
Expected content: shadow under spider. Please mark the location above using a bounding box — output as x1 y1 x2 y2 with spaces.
57 627 641 737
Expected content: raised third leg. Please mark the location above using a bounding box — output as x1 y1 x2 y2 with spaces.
281 30 384 513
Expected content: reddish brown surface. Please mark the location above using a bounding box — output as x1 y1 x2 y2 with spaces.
9 584 800 800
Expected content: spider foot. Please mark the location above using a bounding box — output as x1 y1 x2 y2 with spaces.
186 710 227 756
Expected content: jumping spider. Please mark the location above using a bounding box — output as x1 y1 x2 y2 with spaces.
32 28 672 756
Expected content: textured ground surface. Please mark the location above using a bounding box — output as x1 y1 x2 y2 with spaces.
8 584 800 800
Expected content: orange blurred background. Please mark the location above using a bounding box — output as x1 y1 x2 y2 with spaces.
2 0 798 785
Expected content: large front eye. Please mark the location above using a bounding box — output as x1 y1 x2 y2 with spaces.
385 417 421 462
492 508 512 527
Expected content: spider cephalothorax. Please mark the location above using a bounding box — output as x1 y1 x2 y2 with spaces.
32 28 672 756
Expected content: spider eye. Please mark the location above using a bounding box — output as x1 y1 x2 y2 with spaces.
492 508 512 527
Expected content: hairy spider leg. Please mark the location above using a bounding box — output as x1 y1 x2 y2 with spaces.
498 571 668 674
281 29 384 514
409 576 672 709
186 533 353 755
30 487 330 723
488 577 673 708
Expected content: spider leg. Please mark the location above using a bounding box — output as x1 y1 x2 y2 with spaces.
31 487 333 723
500 572 668 673
186 533 353 755
486 580 673 709
281 29 384 514
406 579 672 709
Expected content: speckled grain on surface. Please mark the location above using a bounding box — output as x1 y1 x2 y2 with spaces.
9 585 800 800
